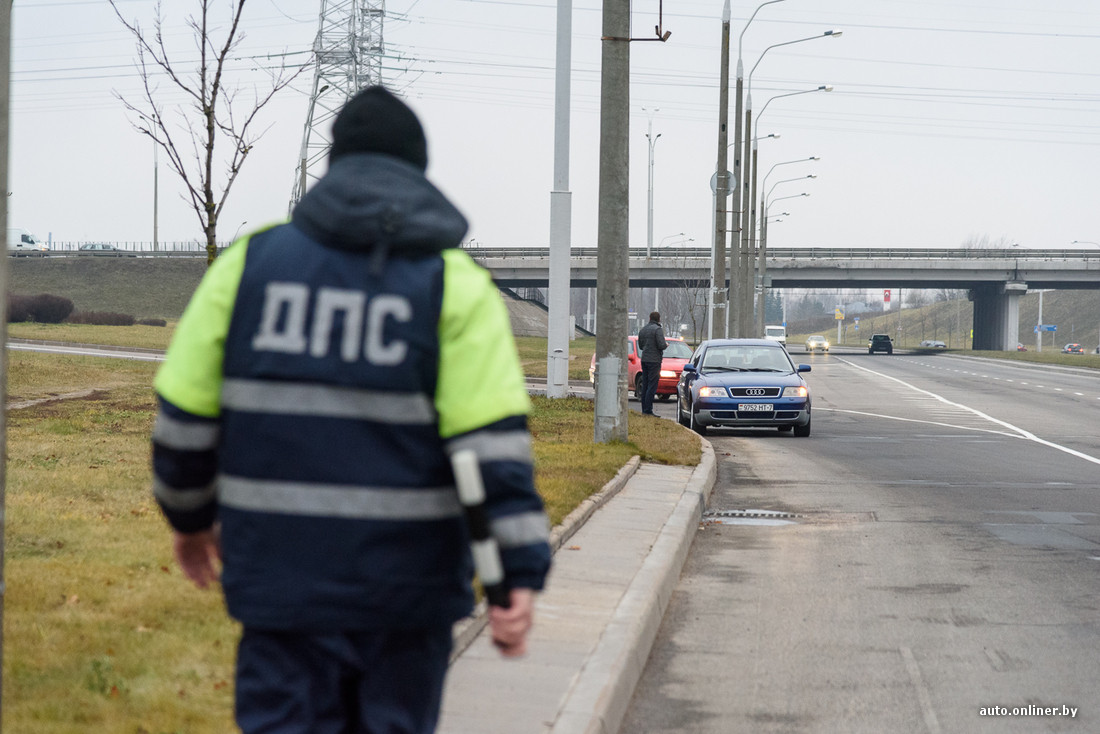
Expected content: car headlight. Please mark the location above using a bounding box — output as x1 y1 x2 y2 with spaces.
697 386 728 398
822 342 830 349
659 370 677 378
782 386 808 398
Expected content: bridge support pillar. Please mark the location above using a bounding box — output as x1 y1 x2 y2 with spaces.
970 282 1026 351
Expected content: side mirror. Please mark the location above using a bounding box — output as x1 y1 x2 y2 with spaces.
797 364 811 373
682 363 698 374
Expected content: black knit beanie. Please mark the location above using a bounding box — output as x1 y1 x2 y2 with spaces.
329 86 428 171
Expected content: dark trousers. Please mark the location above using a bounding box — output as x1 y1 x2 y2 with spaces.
235 626 452 734
639 361 661 414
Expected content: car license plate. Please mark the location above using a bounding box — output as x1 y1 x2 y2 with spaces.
739 403 773 412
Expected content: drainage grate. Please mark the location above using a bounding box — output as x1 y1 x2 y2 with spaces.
704 509 803 520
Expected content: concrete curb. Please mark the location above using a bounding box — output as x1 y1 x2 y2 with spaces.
548 439 717 734
449 456 643 662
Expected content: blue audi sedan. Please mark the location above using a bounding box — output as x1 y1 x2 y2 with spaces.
676 338 812 437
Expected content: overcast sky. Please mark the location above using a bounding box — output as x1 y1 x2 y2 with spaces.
9 0 1100 252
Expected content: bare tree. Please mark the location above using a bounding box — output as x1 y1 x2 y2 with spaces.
110 0 304 263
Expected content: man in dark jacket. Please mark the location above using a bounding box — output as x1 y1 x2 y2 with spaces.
152 86 551 734
636 311 668 415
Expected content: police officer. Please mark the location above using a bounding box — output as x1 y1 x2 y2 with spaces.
151 86 551 734
636 311 668 415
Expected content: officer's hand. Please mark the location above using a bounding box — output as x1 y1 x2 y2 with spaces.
489 588 535 658
173 528 222 589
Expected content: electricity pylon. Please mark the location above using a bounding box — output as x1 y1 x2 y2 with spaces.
291 0 386 209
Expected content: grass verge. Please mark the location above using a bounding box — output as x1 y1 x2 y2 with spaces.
2 350 699 731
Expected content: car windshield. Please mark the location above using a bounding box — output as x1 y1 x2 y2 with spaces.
700 345 792 373
664 341 694 359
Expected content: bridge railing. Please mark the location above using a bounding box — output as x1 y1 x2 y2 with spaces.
461 245 1100 261
25 242 1100 261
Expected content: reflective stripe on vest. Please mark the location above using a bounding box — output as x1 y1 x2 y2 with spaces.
445 429 533 465
492 511 551 549
153 411 220 451
221 377 436 424
218 474 462 521
153 477 217 512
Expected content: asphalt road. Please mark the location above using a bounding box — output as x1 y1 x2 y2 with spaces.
622 351 1100 734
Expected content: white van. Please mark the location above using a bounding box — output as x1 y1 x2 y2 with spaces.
8 227 48 256
763 324 787 345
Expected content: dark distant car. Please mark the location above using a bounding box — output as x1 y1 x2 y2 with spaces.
1017 343 1028 352
868 334 893 354
676 338 811 437
1062 343 1084 354
78 243 133 257
919 339 946 349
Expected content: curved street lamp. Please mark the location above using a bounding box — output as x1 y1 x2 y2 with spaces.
738 86 832 333
739 35 840 334
645 107 662 258
717 0 789 340
757 192 809 334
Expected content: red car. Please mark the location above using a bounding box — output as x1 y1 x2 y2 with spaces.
590 336 695 401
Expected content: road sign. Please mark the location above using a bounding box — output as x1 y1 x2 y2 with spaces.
1034 324 1057 332
884 289 891 303
709 170 736 196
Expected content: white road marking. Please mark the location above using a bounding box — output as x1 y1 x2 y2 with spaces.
836 357 1100 468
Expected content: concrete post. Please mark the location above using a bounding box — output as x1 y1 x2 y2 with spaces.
0 0 11 707
594 0 630 443
546 0 573 398
737 103 753 337
710 1 731 342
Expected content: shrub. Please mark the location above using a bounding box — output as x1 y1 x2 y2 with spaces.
6 293 74 323
136 318 167 327
67 311 136 326
7 294 33 322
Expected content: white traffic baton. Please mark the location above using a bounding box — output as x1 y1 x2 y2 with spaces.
451 449 511 609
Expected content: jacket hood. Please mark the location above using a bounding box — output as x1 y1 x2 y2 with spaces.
291 153 468 257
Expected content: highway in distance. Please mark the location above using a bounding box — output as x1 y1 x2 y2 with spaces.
625 352 1100 734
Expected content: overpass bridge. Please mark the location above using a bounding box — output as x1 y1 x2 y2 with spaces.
464 246 1100 351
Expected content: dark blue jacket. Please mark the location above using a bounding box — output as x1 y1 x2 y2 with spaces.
152 153 551 632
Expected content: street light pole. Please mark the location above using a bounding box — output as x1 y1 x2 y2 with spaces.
710 0 732 340
730 0 787 339
747 85 831 334
739 31 841 335
645 110 661 259
759 192 808 335
547 0 573 399
645 109 662 317
742 134 783 336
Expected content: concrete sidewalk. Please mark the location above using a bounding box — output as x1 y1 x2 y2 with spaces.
438 443 716 734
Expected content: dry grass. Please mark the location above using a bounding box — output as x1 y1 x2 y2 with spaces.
515 336 596 381
8 322 175 351
530 396 700 525
4 354 239 733
3 350 700 731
